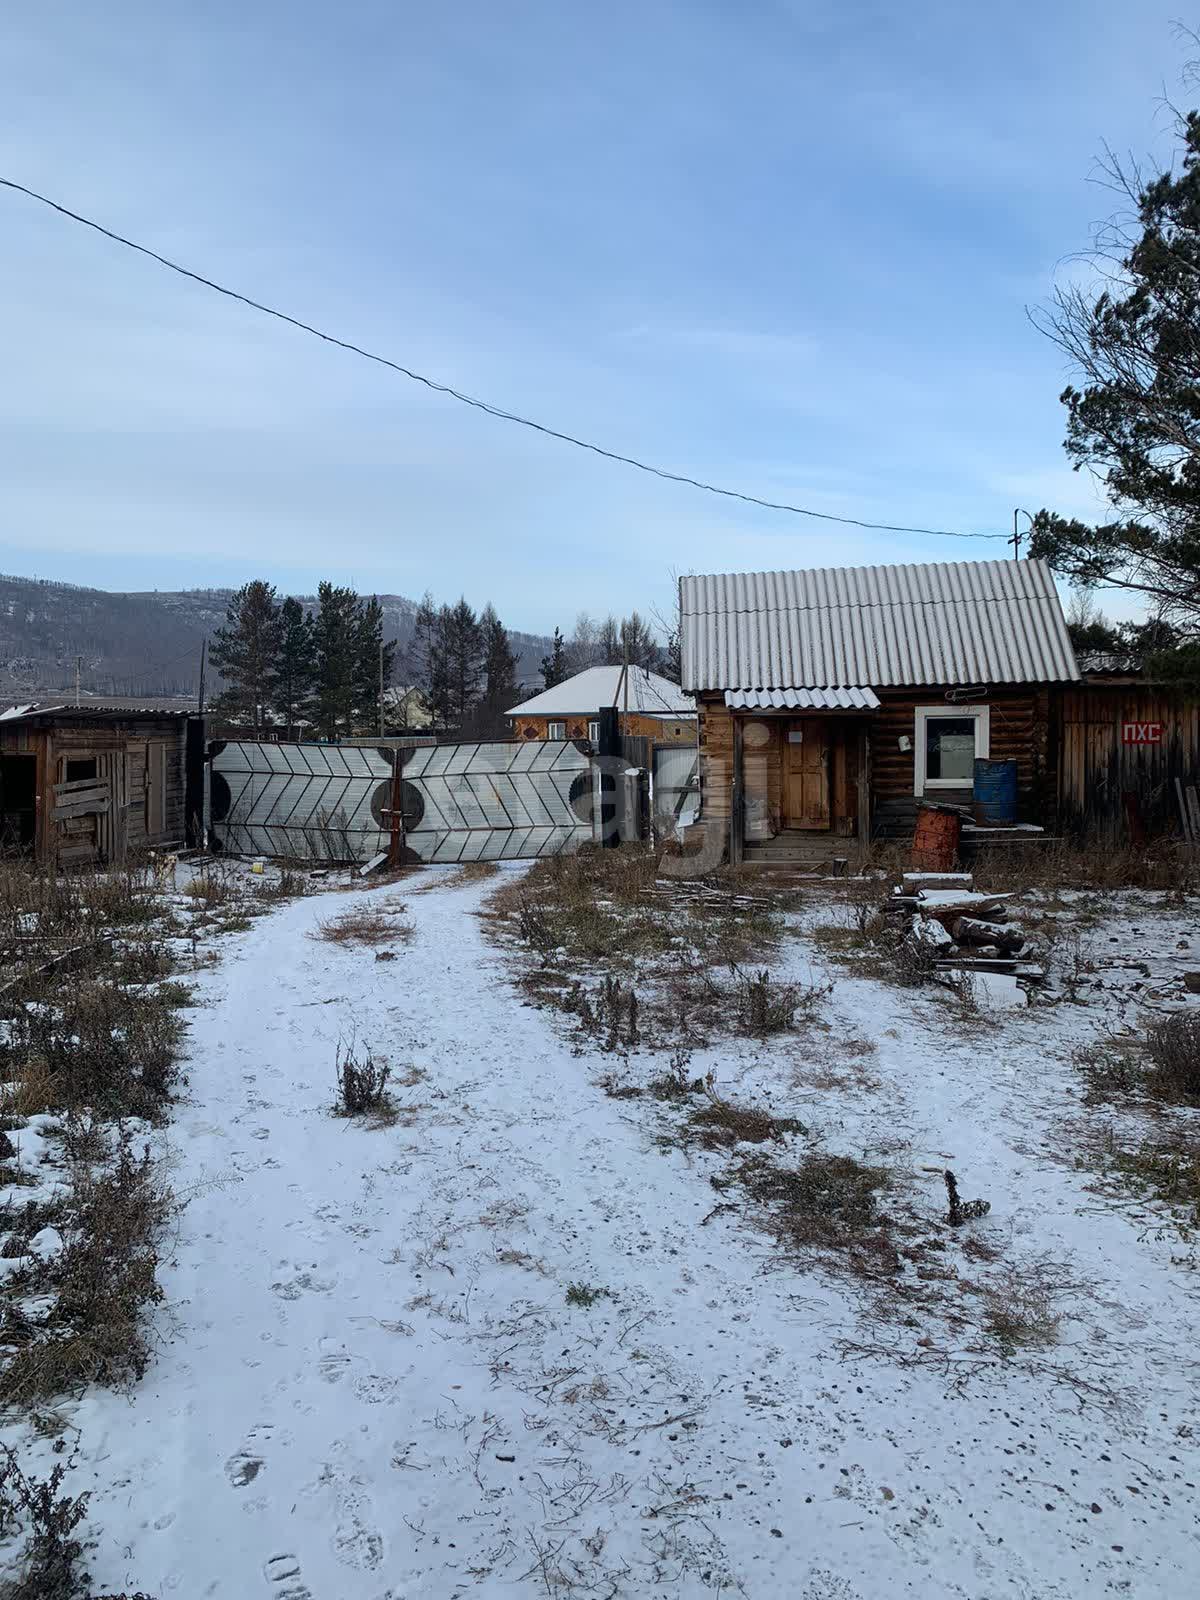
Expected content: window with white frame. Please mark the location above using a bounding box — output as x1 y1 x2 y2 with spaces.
546 720 566 741
913 705 990 794
587 719 600 743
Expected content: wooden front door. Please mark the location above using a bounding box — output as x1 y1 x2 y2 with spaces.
783 720 830 829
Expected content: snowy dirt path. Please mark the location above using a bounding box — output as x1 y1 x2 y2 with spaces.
53 870 1198 1598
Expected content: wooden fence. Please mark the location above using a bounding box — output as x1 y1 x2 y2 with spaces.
1057 682 1200 837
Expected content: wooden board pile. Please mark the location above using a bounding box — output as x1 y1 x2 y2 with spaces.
884 872 1044 981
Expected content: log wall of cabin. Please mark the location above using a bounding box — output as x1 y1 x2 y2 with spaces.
696 686 1054 840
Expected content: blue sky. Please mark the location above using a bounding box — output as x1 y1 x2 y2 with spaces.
0 1 1185 631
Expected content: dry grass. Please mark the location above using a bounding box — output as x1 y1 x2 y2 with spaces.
0 1133 171 1405
487 846 783 969
1077 1011 1200 1107
415 861 500 892
972 838 1200 899
1100 1135 1200 1230
729 1148 899 1275
313 902 412 947
977 1266 1064 1354
684 1092 807 1151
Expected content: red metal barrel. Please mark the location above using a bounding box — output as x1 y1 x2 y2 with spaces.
912 805 961 871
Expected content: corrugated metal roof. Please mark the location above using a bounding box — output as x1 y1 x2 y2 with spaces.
507 665 694 719
724 686 880 711
0 701 198 725
681 558 1079 691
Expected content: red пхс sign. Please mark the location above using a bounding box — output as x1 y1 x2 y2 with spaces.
1122 721 1163 745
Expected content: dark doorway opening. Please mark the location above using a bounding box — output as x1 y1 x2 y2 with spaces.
0 754 37 851
65 757 98 783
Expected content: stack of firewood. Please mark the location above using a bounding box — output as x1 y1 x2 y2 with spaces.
883 872 1041 978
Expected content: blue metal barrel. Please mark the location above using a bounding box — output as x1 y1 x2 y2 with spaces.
973 758 1017 824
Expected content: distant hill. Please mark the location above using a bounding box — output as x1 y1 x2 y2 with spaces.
0 575 553 700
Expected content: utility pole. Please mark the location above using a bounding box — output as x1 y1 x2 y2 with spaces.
74 655 81 707
198 639 207 715
621 627 630 735
1011 508 1033 560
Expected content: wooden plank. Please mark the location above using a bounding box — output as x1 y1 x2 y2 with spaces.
53 775 105 798
1187 784 1200 844
52 794 111 821
1177 778 1194 843
57 842 97 864
858 726 871 842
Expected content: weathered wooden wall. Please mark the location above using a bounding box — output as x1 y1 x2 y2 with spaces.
1056 682 1199 836
0 716 191 864
511 712 696 744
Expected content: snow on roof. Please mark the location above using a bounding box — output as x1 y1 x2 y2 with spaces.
506 665 694 719
680 557 1080 693
0 700 196 725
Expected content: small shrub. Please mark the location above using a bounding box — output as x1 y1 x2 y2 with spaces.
565 974 641 1051
335 1046 391 1117
1145 1011 1200 1103
0 1448 91 1600
1077 1012 1200 1106
0 1133 170 1403
978 1268 1062 1354
893 930 939 988
647 1048 703 1102
565 1282 609 1308
7 981 185 1118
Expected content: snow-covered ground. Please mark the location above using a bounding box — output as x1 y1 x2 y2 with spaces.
5 866 1199 1598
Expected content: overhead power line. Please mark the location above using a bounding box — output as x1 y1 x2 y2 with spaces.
1 176 1009 542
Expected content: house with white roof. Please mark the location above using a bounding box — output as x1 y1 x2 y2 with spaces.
506 664 695 747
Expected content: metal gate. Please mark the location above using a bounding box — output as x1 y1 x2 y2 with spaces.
652 744 700 833
209 738 594 863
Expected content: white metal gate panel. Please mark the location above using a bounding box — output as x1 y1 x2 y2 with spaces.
209 738 593 863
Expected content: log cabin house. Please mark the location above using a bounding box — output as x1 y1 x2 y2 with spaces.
507 665 695 746
0 702 206 866
680 558 1080 865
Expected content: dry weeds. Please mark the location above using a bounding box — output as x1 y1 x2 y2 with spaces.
313 902 412 948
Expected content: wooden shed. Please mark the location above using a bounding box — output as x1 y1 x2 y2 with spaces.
0 702 206 866
680 558 1080 865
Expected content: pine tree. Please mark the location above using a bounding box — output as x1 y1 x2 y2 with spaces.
596 615 621 665
438 598 484 730
481 605 519 706
619 611 662 672
209 580 281 734
353 595 396 735
272 596 317 737
1031 97 1200 630
540 627 568 688
426 606 454 730
406 592 438 700
475 604 520 736
312 582 361 739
